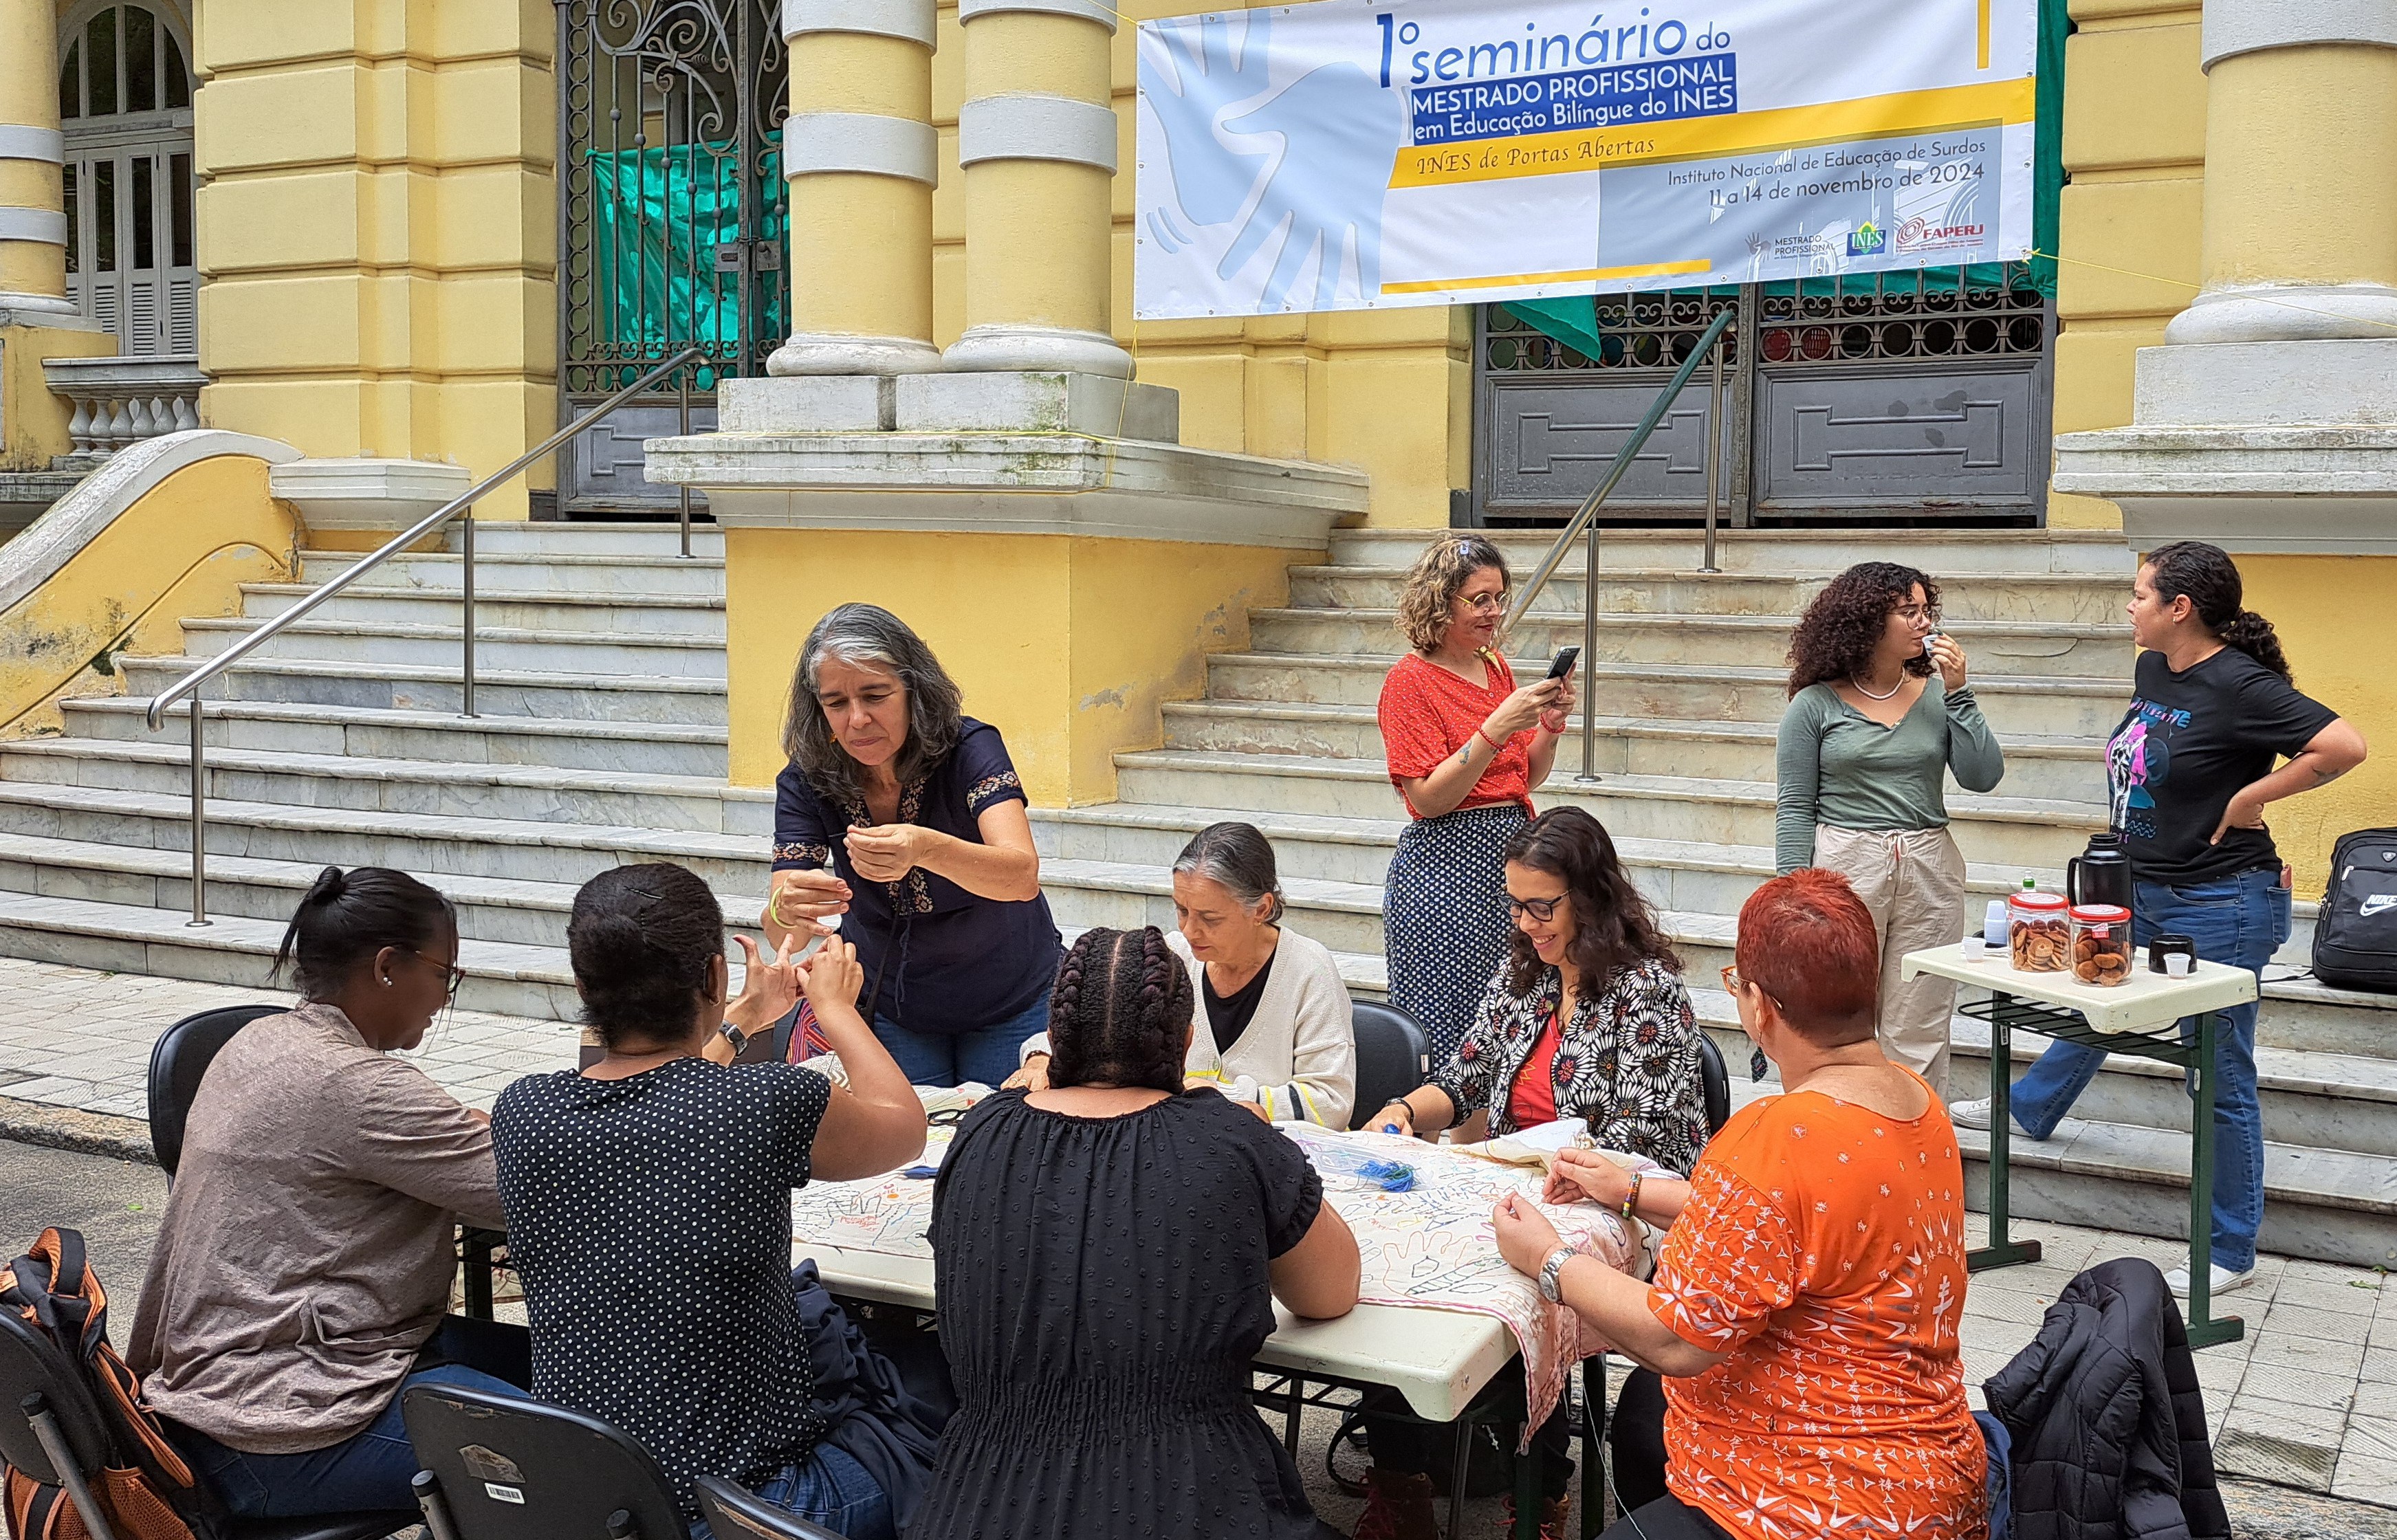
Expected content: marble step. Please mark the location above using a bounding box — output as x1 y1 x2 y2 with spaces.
1110 749 2107 870
1945 1013 2397 1159
461 521 725 558
239 583 727 639
1954 1117 2397 1272
1158 698 2108 805
1326 527 2138 576
0 781 769 892
0 832 774 953
299 549 727 597
0 737 772 837
177 615 728 681
58 697 730 778
1201 654 2134 738
1288 566 2133 626
114 654 727 726
0 888 588 1020
1246 607 2133 679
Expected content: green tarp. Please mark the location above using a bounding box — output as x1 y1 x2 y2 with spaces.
586 137 787 388
1504 0 2070 357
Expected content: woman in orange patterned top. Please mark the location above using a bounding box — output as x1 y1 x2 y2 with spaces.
1492 868 1984 1540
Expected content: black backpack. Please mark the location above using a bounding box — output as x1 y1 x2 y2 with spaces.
2314 827 2397 993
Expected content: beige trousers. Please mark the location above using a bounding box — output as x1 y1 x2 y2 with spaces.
1810 823 1970 1094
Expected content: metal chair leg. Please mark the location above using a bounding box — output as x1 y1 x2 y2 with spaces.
413 1471 467 1540
1447 1418 1475 1540
25 1396 120 1540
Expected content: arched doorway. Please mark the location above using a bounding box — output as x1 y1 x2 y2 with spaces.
57 1 197 355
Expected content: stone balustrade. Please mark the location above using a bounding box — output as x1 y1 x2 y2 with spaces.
41 354 206 468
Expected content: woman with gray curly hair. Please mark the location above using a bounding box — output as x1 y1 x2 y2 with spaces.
1376 536 1575 1064
765 603 1062 1087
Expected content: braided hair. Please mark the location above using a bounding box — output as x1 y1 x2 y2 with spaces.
2145 540 2294 683
1045 926 1194 1095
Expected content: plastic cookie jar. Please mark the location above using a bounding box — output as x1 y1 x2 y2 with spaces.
2069 904 2134 987
2006 889 2070 971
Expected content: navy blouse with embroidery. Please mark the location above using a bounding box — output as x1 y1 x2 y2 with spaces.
772 718 1062 1037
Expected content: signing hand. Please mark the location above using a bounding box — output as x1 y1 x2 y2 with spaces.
1543 1145 1633 1209
800 936 865 1012
846 824 931 884
1492 1191 1564 1277
726 933 803 1035
2210 784 2269 846
1927 634 1969 692
769 868 851 933
1002 1053 1051 1092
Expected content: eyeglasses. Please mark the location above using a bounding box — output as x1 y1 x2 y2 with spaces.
1460 592 1509 613
1892 602 1942 624
406 949 466 999
1507 894 1564 922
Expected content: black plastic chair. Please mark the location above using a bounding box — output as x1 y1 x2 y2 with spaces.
406 1381 688 1540
0 1310 413 1540
1697 1033 1731 1138
147 1002 285 1180
693 1475 844 1540
1348 998 1432 1130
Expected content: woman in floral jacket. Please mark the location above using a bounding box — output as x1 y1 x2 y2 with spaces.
1357 806 1707 1540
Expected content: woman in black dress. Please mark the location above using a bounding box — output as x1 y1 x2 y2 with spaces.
915 926 1362 1540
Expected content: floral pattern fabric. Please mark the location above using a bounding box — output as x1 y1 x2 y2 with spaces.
1430 956 1707 1171
1647 1080 1984 1540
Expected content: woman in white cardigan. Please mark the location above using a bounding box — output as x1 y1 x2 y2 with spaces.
1011 823 1357 1128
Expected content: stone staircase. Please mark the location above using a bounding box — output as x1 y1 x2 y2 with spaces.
1030 527 2397 1270
0 520 2390 1266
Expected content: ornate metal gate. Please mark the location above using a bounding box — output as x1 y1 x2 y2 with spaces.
554 0 791 515
1471 265 2055 527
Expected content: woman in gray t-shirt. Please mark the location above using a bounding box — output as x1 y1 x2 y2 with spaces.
1775 563 2005 1090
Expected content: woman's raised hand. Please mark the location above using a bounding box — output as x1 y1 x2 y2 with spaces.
728 933 802 1030
769 868 851 934
1539 671 1578 736
800 936 866 1012
1485 676 1566 741
1543 1145 1632 1209
845 823 930 883
1927 633 1969 691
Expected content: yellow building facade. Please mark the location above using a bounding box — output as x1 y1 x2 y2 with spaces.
0 0 2388 872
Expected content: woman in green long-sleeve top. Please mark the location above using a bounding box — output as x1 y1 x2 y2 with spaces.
1775 563 2006 1094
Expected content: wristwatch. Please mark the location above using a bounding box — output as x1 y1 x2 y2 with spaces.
1537 1245 1576 1304
719 1022 750 1057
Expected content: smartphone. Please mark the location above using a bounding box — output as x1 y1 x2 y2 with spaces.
1546 645 1581 681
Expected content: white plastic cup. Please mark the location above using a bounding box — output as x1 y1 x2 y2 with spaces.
1960 936 1988 959
2165 953 2191 978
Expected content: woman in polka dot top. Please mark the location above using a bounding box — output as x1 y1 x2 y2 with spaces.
494 864 934 1539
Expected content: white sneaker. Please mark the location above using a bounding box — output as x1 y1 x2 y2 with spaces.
2165 1260 2257 1299
1948 1097 2042 1139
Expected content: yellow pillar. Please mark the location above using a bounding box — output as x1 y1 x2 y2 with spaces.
945 0 1132 377
0 0 75 319
2164 1 2397 344
773 0 941 373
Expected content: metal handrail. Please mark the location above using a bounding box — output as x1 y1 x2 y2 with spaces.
1498 302 1736 782
150 345 707 925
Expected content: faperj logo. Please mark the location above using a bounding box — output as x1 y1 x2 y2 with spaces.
1845 221 1885 256
1897 215 1985 251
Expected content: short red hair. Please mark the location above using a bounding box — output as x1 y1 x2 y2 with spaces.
1735 870 1879 1046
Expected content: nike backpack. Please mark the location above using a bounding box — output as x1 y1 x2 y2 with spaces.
2314 826 2397 994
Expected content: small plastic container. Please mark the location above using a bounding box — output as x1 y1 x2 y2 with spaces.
2069 905 2134 987
2006 889 2071 971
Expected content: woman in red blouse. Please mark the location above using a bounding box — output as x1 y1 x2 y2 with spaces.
1377 536 1576 1064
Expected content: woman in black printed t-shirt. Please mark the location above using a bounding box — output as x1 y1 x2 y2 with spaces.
1956 543 2365 1300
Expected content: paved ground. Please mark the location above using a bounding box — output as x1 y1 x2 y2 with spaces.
5 954 2395 1534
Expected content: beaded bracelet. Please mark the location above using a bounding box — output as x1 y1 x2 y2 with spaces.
1621 1169 1645 1222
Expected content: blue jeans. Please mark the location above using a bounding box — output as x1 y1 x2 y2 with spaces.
873 996 1047 1088
2006 868 2292 1273
182 1363 523 1518
690 1444 893 1540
